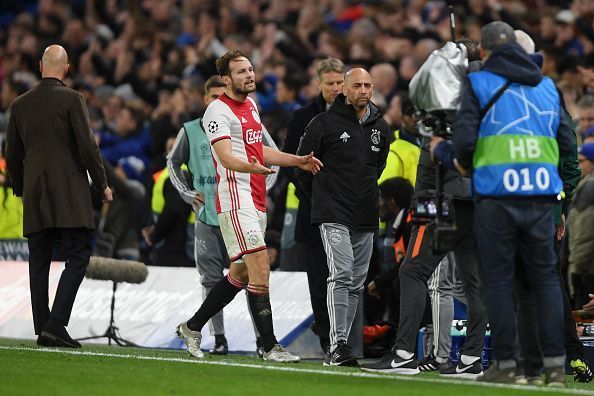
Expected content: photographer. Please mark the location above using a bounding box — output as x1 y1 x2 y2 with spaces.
430 22 573 386
362 40 488 378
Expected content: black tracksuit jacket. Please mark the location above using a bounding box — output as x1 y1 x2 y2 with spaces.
296 94 389 231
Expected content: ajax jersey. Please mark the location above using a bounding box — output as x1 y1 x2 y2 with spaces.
202 94 266 213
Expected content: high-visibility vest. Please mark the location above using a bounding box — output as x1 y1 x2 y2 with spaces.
378 129 421 187
152 167 195 224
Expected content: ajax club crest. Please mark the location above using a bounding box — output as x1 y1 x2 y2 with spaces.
371 129 381 145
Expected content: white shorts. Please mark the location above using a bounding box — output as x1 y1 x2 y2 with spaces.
218 208 267 263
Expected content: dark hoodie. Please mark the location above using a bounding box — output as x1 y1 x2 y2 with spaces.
452 42 574 170
296 94 390 230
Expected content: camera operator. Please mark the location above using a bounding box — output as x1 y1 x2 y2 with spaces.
361 40 488 378
430 22 573 386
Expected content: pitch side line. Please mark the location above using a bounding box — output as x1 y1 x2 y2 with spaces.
1 345 593 395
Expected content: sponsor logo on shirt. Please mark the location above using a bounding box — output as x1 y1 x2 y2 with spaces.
246 129 263 144
340 132 350 142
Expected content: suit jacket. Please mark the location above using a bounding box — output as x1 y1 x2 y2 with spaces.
5 78 108 236
282 93 326 246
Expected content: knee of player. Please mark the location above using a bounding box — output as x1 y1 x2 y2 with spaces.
329 273 354 287
399 261 427 281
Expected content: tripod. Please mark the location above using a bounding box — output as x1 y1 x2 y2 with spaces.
77 282 138 347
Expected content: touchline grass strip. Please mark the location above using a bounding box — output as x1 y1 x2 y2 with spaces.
1 345 593 395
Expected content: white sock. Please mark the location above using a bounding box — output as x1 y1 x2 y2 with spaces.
396 349 414 360
461 354 480 365
435 356 448 364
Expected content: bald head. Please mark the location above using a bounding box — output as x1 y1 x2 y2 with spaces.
345 68 371 84
344 67 373 113
40 45 69 80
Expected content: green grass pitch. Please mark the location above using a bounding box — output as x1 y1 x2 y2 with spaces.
1 338 593 396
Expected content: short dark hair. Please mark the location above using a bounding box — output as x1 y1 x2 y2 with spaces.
215 50 249 77
204 75 226 92
123 105 144 129
379 177 414 210
456 38 481 62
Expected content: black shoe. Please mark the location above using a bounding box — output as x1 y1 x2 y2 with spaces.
256 337 264 359
209 335 228 355
360 351 419 375
323 347 332 366
478 363 517 384
418 354 446 372
38 322 81 348
328 341 359 367
440 358 483 379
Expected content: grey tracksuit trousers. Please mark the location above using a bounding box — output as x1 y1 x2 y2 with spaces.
320 223 374 351
427 253 466 359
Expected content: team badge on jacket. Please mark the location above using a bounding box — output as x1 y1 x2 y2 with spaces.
371 129 381 145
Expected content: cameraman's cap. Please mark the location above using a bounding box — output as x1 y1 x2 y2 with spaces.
480 21 516 51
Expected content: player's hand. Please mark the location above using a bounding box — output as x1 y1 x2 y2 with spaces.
193 192 204 207
297 152 323 175
556 214 566 241
141 225 154 246
249 156 276 175
583 294 594 312
429 136 444 161
367 281 381 299
103 186 113 203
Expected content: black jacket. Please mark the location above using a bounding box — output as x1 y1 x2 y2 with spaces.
150 179 193 267
453 42 574 171
283 93 327 245
297 94 389 230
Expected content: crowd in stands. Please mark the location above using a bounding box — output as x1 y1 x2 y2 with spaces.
1 0 594 336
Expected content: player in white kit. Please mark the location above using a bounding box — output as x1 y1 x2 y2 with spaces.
176 50 322 362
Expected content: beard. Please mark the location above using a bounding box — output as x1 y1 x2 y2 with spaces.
352 97 370 111
231 79 255 96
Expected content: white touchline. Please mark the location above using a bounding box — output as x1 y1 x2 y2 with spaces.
1 345 593 395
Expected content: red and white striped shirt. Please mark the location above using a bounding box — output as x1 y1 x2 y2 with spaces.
203 94 266 213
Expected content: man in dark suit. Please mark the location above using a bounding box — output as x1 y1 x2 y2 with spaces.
5 45 112 348
281 58 344 354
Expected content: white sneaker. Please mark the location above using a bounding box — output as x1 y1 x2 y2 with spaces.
176 322 203 358
262 344 300 363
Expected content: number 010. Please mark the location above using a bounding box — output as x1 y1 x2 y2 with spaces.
502 167 550 192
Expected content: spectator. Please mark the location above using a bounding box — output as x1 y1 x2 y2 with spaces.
569 143 594 308
142 136 194 267
576 94 594 141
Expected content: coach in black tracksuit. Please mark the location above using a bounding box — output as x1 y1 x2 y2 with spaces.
297 68 389 366
281 58 345 353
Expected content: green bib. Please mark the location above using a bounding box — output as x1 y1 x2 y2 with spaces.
184 119 219 226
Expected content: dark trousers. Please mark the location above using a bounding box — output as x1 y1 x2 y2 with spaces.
27 228 92 335
475 199 565 365
396 200 488 356
303 241 330 352
517 240 583 375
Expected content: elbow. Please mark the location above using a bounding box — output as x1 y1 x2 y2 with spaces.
218 156 232 169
